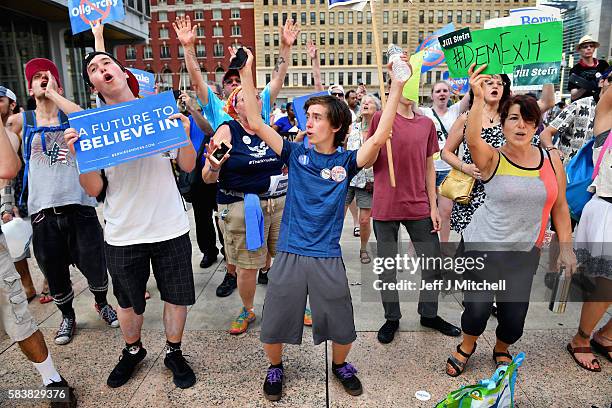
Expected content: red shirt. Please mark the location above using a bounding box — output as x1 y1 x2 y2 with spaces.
368 111 439 221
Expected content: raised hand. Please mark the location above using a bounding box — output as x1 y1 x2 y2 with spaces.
468 64 490 100
204 139 230 169
227 45 238 64
386 51 412 86
239 48 255 75
280 18 300 47
306 40 318 60
173 15 197 47
90 19 104 39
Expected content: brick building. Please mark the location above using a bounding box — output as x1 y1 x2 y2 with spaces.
115 0 255 91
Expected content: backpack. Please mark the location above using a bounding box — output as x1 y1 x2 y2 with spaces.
20 110 70 206
435 353 525 408
176 139 208 203
565 131 612 220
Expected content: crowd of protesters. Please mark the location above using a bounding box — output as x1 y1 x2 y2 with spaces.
0 16 610 406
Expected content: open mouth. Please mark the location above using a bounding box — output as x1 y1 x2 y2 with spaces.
104 73 114 83
490 90 499 96
516 132 527 137
40 80 48 89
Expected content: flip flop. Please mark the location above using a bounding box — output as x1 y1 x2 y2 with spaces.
39 292 53 304
359 249 371 264
566 343 601 372
353 227 360 237
144 291 151 301
590 338 612 363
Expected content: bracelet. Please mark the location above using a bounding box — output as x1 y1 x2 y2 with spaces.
544 146 558 152
460 163 464 173
208 166 220 173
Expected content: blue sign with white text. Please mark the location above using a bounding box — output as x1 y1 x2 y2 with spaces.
442 71 470 95
68 0 125 35
128 68 156 98
68 91 189 173
415 24 455 73
293 91 329 131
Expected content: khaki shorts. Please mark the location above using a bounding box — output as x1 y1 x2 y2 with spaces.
219 195 285 270
0 234 38 342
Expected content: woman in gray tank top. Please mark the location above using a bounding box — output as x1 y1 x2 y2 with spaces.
445 65 577 377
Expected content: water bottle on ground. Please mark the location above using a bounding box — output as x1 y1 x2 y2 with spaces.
387 44 411 82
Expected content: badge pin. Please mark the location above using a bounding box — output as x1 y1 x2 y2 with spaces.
242 135 252 145
331 165 347 182
320 168 331 180
298 154 309 166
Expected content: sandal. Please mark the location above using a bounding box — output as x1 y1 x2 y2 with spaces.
353 227 360 237
359 249 371 264
566 343 601 372
590 338 612 363
446 342 477 377
493 349 513 367
39 292 53 304
144 291 151 301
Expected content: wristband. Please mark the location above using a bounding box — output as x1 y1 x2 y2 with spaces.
208 166 220 173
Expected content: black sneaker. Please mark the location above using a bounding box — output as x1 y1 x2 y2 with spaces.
107 346 147 388
377 320 399 344
164 350 196 389
216 269 237 297
263 365 284 401
332 362 363 396
420 316 461 337
47 376 77 408
258 268 269 285
55 316 76 345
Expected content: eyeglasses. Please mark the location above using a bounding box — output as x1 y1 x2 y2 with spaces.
224 78 241 85
484 80 506 87
580 43 596 49
332 92 344 98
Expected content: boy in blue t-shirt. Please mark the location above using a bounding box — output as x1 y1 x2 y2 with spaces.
238 49 408 401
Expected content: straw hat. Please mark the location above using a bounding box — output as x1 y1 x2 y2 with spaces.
576 35 600 51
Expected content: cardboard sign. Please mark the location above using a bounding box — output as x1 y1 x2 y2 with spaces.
68 0 125 35
443 21 563 78
402 51 425 102
293 91 329 131
415 24 455 73
128 68 156 98
513 61 561 86
68 91 189 173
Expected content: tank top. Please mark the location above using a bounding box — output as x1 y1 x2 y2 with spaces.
217 120 284 204
463 148 558 251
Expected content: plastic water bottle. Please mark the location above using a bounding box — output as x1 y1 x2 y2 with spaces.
2 218 33 259
387 44 411 82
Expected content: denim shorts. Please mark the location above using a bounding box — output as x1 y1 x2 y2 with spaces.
436 170 450 188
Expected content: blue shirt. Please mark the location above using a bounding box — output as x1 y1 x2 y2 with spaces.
273 116 295 133
217 121 283 204
277 139 360 258
198 84 272 131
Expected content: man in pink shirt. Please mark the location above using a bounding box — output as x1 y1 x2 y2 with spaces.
369 90 460 344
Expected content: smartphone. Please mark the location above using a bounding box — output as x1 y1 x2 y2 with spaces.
228 48 248 70
210 141 232 165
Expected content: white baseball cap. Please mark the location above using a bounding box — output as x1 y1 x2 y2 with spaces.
0 86 17 102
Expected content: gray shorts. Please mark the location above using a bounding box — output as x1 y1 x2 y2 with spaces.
0 234 38 342
260 252 356 345
345 186 372 209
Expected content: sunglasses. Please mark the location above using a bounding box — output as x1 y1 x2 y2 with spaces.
580 43 596 49
332 92 344 98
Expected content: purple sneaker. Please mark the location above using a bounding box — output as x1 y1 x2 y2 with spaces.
332 362 363 396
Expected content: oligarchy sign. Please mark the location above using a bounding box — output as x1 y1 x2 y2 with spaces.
68 0 126 35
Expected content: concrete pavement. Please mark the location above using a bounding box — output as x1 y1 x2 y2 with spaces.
1 210 610 407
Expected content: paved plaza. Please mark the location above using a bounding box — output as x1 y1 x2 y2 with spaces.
1 211 610 407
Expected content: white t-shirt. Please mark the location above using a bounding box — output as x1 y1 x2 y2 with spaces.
103 154 190 246
420 103 462 172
